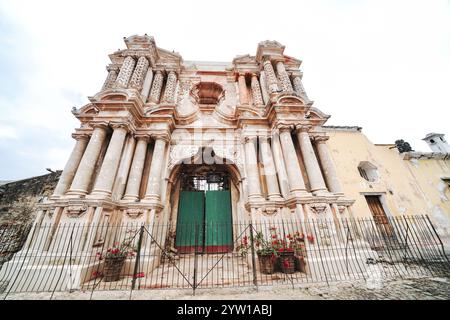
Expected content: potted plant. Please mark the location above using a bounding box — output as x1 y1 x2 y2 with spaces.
96 236 137 282
254 229 279 274
287 231 307 273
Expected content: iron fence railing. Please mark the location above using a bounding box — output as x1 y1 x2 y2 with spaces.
0 215 449 299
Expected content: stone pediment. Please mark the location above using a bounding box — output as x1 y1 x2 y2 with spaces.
256 40 285 62
232 54 257 64
156 48 183 69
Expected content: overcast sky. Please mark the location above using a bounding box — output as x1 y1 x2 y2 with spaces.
0 0 449 181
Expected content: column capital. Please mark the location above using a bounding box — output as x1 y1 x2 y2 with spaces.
295 125 312 134
290 70 303 78
72 133 90 141
276 123 294 133
90 121 110 130
134 133 151 142
110 121 133 132
151 132 171 143
242 135 258 144
312 135 330 144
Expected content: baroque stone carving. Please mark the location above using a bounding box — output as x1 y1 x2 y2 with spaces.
126 208 144 219
66 204 88 218
309 203 328 215
212 145 244 175
276 61 294 92
162 71 178 103
262 60 279 93
149 70 164 103
292 76 309 100
115 56 136 88
129 56 149 90
102 67 119 90
251 75 264 105
169 145 200 167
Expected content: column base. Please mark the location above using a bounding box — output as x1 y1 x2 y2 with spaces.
64 189 88 198
247 194 265 202
122 195 140 202
311 189 330 197
290 190 311 198
267 194 284 202
87 189 112 200
142 194 161 203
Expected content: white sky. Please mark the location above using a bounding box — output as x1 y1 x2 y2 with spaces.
0 0 449 180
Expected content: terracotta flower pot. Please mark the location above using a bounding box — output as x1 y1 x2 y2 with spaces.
278 251 295 274
258 254 276 274
103 256 126 282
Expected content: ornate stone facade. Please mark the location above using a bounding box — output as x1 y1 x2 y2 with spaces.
38 34 354 255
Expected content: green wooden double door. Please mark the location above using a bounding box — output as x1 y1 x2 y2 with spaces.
175 190 233 253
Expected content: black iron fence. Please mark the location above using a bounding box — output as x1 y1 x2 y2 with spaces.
0 215 449 299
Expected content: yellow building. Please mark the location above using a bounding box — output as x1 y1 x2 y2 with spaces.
325 126 450 250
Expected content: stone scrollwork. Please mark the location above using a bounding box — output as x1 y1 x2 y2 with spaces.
66 204 88 218
212 145 244 175
309 203 328 215
126 209 144 219
169 145 200 168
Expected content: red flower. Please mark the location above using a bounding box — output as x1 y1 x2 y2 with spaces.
271 234 277 239
307 234 315 243
134 272 145 278
282 259 290 268
96 252 103 260
92 271 103 278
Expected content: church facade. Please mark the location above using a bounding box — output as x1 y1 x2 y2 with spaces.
40 35 355 241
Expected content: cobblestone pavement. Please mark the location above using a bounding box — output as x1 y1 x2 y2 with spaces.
4 276 450 300
306 277 450 300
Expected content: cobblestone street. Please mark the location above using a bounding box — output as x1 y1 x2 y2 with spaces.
4 276 450 300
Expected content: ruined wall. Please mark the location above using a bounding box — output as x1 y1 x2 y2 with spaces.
0 171 61 225
325 129 427 217
402 157 450 244
325 128 450 250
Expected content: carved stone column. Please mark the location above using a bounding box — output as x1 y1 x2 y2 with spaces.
148 70 164 103
112 135 136 201
115 56 136 88
271 131 290 199
262 60 279 93
129 56 149 91
315 136 344 195
278 125 307 197
144 134 169 202
67 123 109 196
292 74 309 100
243 135 263 200
296 126 328 195
90 123 129 198
123 135 149 201
276 61 294 92
259 71 270 104
52 134 89 197
102 66 119 90
259 136 282 200
251 74 264 106
162 71 178 103
238 74 249 105
141 69 154 102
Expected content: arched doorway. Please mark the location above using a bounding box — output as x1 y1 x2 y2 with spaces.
174 164 233 254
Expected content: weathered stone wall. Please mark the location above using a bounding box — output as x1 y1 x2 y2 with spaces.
0 171 61 225
0 172 61 265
